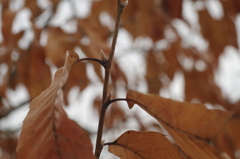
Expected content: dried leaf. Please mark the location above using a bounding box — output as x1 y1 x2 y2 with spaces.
213 112 240 159
45 27 77 68
162 125 230 159
160 0 183 19
107 130 184 159
63 61 90 105
16 52 95 159
162 41 182 80
13 31 51 99
145 50 163 94
126 90 234 158
0 133 17 159
122 0 165 41
199 9 238 58
184 69 224 106
127 89 233 139
221 0 240 18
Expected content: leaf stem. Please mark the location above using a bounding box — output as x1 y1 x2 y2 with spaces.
77 58 105 67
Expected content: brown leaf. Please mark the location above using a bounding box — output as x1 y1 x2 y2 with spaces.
45 27 77 68
184 69 225 106
0 133 17 159
24 0 42 20
213 112 240 159
199 9 238 59
126 90 234 158
63 61 90 105
16 52 95 159
145 50 163 94
162 125 230 159
162 41 182 80
221 0 240 18
107 130 185 159
160 0 183 19
127 89 233 139
122 0 165 41
13 30 51 99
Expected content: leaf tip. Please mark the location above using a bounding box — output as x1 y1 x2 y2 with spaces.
126 89 136 109
65 50 79 70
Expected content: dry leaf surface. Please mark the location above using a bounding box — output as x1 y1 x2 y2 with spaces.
127 89 232 139
126 90 234 159
107 130 184 159
16 51 95 159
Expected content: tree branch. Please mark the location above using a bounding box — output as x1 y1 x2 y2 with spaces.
95 0 128 158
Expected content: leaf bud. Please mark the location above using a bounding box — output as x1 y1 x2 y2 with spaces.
120 0 128 9
100 49 108 63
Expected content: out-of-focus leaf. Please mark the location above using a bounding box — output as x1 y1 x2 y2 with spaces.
13 29 51 99
145 50 163 94
63 61 89 105
92 95 126 129
111 61 128 89
199 9 238 59
107 130 185 159
213 112 240 159
78 18 110 81
221 0 240 18
104 102 126 129
160 0 183 19
162 41 182 80
0 132 17 159
16 51 95 159
45 27 77 68
24 0 42 20
185 69 225 106
122 0 165 41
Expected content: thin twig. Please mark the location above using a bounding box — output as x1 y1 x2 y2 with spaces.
95 0 127 158
95 98 134 158
101 0 126 104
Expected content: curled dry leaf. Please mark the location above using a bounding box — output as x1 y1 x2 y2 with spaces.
126 89 233 140
107 130 184 159
16 51 95 159
126 89 234 159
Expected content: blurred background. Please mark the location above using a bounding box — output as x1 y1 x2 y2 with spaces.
0 0 240 158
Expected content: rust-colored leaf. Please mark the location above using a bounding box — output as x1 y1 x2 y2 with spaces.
199 9 238 59
213 112 240 159
63 61 90 105
162 125 230 159
184 69 224 106
145 50 163 94
0 132 17 159
107 130 184 159
45 27 77 68
16 51 95 159
126 89 234 159
13 29 51 99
